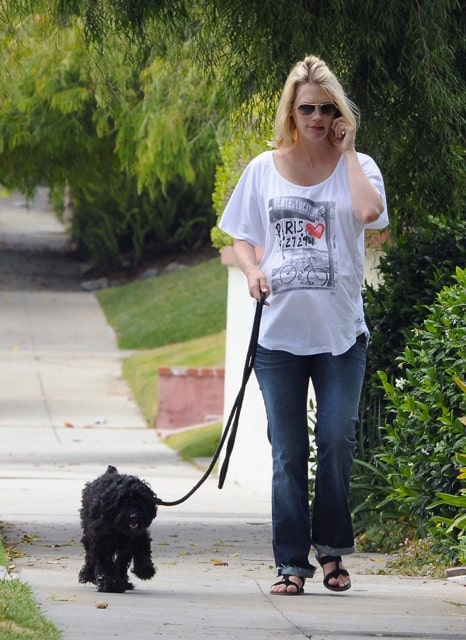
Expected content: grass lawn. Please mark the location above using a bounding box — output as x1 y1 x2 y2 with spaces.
0 537 61 640
163 423 222 463
97 258 227 349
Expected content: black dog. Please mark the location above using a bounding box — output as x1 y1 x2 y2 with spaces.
78 465 158 592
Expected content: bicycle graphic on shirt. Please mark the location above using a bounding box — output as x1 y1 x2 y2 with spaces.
276 255 329 289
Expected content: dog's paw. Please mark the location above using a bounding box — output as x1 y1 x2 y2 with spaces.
132 562 156 580
96 575 131 593
78 566 95 584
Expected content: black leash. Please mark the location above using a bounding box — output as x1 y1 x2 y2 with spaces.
156 293 265 507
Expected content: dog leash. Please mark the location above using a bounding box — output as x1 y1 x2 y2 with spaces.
156 292 266 507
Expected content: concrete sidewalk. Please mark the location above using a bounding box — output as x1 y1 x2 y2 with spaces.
1 195 465 640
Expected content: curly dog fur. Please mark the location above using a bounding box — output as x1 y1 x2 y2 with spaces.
78 465 158 592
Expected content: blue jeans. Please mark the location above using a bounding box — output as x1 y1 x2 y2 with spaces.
254 336 366 578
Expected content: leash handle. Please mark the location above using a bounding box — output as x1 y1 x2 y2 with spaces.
156 293 265 506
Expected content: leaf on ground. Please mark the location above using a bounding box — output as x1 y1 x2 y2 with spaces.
21 534 38 544
47 593 76 602
46 558 69 564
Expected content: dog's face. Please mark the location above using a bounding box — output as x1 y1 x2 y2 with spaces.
111 480 158 537
113 496 157 536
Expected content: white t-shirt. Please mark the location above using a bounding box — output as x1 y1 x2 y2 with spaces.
219 150 389 356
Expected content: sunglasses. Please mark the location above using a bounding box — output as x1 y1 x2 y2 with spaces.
295 103 337 117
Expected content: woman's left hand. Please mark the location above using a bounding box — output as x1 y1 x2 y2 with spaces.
332 117 355 152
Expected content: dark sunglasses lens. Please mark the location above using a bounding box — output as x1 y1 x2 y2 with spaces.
296 104 337 116
321 103 337 116
297 104 316 116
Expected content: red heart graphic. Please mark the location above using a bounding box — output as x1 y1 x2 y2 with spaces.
306 222 325 239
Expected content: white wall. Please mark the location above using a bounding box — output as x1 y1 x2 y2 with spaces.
220 266 272 497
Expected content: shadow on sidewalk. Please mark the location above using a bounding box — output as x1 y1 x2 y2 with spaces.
0 248 83 292
0 190 83 292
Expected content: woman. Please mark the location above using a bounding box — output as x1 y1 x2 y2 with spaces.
219 54 388 595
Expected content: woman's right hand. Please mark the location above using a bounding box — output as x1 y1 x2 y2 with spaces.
233 239 270 304
246 268 270 305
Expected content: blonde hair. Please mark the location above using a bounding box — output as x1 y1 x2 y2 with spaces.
272 55 359 148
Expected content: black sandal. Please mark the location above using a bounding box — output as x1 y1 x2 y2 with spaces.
316 554 351 592
270 575 305 596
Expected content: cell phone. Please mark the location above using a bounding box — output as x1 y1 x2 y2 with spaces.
329 109 342 144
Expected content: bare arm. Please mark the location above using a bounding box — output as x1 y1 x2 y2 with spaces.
343 150 385 224
233 239 270 303
332 118 385 224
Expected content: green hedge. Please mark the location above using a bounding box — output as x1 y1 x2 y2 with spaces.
356 268 466 561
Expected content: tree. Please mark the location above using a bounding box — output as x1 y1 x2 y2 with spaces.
0 13 223 264
4 0 464 231
0 17 107 195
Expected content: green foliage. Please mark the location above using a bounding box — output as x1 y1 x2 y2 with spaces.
211 114 272 250
163 423 222 463
71 172 216 266
307 399 317 511
429 379 466 564
0 14 222 266
371 269 466 557
88 29 222 263
359 215 466 458
351 457 417 539
115 48 222 194
0 17 101 195
0 538 61 640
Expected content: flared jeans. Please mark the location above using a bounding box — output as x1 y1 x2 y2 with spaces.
254 336 367 578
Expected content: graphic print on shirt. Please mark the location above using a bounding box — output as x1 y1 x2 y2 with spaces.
269 196 337 294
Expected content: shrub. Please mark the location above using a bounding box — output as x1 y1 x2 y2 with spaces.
429 378 466 563
376 268 466 545
358 214 466 458
70 173 216 267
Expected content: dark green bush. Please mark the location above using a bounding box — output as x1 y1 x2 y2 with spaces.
430 446 466 564
358 214 466 458
70 172 216 267
374 268 465 549
352 215 466 542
